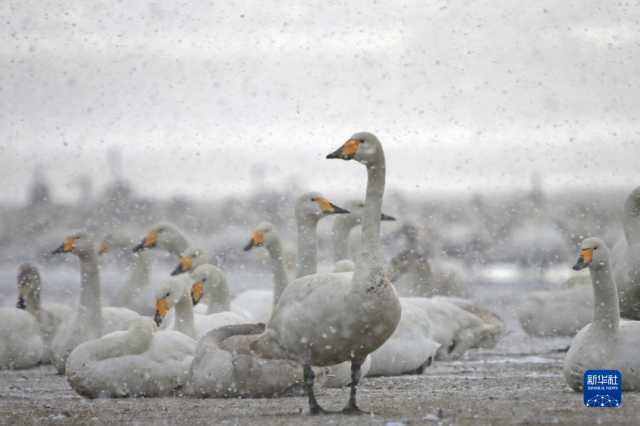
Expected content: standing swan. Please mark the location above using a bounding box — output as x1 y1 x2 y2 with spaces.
564 237 640 391
50 232 140 374
251 132 401 414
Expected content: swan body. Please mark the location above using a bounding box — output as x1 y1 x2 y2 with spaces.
0 307 44 369
66 317 195 398
403 297 500 360
50 232 140 374
517 286 593 337
366 298 440 377
251 133 401 414
564 237 640 391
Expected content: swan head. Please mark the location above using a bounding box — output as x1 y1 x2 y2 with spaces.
189 264 219 306
16 263 40 309
51 232 95 256
573 237 609 271
153 275 192 326
133 223 181 253
295 192 350 222
244 222 278 251
170 247 208 276
326 131 382 166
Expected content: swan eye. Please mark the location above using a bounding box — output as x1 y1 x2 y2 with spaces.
165 292 170 298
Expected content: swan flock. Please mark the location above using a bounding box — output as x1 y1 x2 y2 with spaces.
2 131 635 416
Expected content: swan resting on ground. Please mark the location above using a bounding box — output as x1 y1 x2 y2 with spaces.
250 133 401 414
50 232 140 374
517 285 593 337
564 237 640 391
15 263 72 364
0 265 47 369
66 317 196 398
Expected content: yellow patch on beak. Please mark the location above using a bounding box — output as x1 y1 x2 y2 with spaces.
580 248 593 264
342 139 361 157
97 241 109 255
252 230 265 246
155 297 169 320
179 256 193 273
63 238 76 253
313 197 334 213
143 230 159 248
191 281 205 306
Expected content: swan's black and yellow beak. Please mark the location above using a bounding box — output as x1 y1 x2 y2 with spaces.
572 248 593 271
154 297 169 326
133 230 158 253
52 237 76 255
171 256 193 276
191 280 205 306
97 241 109 256
312 196 350 215
381 212 396 221
244 230 265 251
16 295 26 310
326 138 362 160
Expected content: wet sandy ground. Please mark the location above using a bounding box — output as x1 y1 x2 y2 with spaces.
2 348 639 426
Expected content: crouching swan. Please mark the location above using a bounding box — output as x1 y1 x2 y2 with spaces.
66 315 195 398
564 237 640 391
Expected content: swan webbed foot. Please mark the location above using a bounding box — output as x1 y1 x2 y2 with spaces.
308 403 330 415
342 403 370 415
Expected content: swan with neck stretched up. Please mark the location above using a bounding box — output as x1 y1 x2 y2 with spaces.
0 265 47 369
50 232 140 374
14 263 72 363
66 277 197 398
98 231 155 315
564 237 640 391
612 186 640 319
251 132 401 415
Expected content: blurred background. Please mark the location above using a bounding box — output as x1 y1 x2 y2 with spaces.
1 1 639 312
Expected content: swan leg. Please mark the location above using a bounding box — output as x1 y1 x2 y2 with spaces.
304 363 326 415
342 358 368 415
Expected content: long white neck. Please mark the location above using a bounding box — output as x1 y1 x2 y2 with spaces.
117 251 152 304
266 236 289 307
332 215 358 262
78 251 103 338
296 215 319 278
589 262 620 333
205 267 231 314
353 153 386 286
166 233 190 257
174 292 196 338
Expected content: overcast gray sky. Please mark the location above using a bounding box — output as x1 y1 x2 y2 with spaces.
2 0 640 203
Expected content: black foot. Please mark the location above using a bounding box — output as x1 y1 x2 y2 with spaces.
309 403 330 415
342 404 370 415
